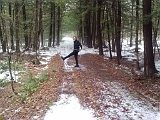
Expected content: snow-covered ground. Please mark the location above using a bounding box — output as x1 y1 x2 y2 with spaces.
43 37 160 120
0 37 145 81
0 37 160 120
97 80 160 120
44 94 96 120
0 61 21 82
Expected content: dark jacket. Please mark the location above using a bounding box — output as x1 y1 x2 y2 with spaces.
74 40 82 51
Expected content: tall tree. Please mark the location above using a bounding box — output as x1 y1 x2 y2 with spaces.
84 0 92 48
48 2 53 47
111 1 116 52
130 0 134 47
56 6 61 46
91 0 97 48
9 2 15 50
33 0 39 55
97 0 103 55
52 2 56 47
143 0 157 77
106 4 112 59
0 4 6 52
22 0 29 50
39 0 43 47
115 0 122 64
135 0 140 70
15 0 20 52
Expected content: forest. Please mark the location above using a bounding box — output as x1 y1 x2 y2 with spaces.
0 0 160 76
0 0 160 119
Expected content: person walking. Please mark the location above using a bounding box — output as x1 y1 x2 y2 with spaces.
61 36 82 67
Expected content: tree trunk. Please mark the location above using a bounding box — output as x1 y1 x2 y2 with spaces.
106 6 112 59
15 1 20 52
111 2 116 52
143 0 157 77
9 3 15 50
22 1 29 50
97 0 103 55
48 2 53 47
83 0 92 47
130 0 134 47
115 0 122 64
152 0 160 58
56 6 61 46
1 4 7 53
33 0 39 56
7 50 16 94
87 10 92 48
0 5 6 53
135 0 140 70
0 23 3 51
0 19 6 52
92 0 96 48
39 0 43 47
52 2 56 47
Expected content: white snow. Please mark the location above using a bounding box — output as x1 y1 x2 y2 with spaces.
0 36 160 119
155 60 160 71
0 71 19 82
96 80 160 120
44 94 96 120
44 38 98 120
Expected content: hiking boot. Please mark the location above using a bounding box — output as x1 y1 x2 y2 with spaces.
61 56 65 61
75 65 79 67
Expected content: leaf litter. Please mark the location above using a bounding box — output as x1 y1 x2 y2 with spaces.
0 37 160 120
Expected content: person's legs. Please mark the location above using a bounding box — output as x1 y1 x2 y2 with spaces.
61 51 75 60
74 51 79 67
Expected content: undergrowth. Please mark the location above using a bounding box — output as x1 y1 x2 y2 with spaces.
19 71 49 102
0 79 9 87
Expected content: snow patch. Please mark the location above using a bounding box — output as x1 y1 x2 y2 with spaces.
44 94 96 120
97 81 160 120
0 71 19 82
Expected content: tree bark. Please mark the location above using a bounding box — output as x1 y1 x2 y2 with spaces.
111 2 116 52
22 1 29 50
106 6 112 59
0 5 6 52
135 0 140 70
9 3 15 50
115 0 122 64
56 6 61 46
92 0 96 48
15 1 20 52
97 0 103 55
143 0 157 77
52 2 56 47
39 0 43 47
130 0 134 47
48 2 53 47
33 0 39 57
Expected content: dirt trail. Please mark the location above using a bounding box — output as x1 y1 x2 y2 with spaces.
0 54 159 120
44 54 159 120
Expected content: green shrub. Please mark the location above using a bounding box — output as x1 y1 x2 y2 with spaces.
19 72 48 101
0 79 9 87
0 60 25 76
0 60 8 71
12 62 25 71
36 73 48 83
23 78 39 96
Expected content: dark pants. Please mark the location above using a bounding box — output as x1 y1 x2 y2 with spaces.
64 50 79 66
